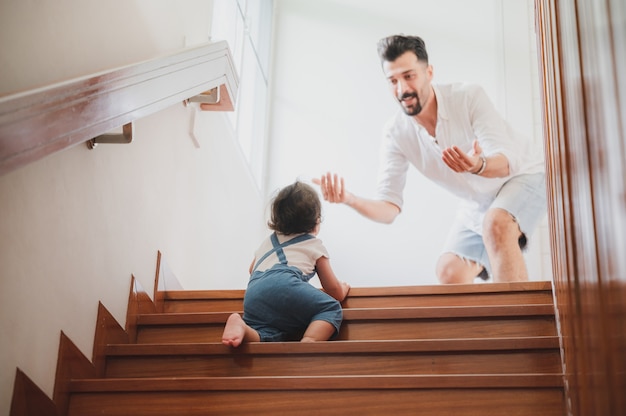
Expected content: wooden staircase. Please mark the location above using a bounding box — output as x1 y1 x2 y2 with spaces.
71 286 565 414
11 254 566 415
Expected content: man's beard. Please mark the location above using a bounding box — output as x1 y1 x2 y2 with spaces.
398 92 422 116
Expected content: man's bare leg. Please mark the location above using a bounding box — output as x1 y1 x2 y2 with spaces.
436 253 483 284
301 320 336 342
222 313 260 347
483 208 528 282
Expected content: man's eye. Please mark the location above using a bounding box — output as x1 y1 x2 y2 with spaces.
405 74 415 80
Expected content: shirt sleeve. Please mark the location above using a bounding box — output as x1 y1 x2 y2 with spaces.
467 85 524 175
307 237 329 261
375 117 410 210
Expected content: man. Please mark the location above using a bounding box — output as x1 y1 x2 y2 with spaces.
315 35 545 284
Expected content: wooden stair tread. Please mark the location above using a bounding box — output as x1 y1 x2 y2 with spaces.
163 281 553 300
70 373 564 392
344 304 554 319
137 304 555 325
103 337 562 379
105 336 560 356
161 282 555 312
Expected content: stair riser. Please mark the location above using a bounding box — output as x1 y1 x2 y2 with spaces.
165 299 242 313
68 389 566 416
339 317 557 340
164 292 554 313
136 317 557 343
104 350 562 378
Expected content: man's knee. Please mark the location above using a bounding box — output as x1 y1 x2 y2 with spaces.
436 258 458 284
482 208 520 246
436 253 481 284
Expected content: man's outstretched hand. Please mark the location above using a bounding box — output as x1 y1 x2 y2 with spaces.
312 172 349 204
312 172 400 223
442 139 483 173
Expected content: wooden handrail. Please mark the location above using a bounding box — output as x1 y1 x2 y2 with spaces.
0 41 238 176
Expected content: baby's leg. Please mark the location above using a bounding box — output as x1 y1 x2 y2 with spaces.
222 313 260 347
300 320 336 343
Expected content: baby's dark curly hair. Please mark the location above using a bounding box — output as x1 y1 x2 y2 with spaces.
268 181 321 235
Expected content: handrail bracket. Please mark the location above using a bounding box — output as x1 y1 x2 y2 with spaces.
86 123 134 150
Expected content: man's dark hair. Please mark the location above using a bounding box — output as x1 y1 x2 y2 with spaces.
268 181 321 235
377 35 429 64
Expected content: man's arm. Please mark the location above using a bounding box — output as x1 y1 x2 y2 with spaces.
344 193 401 224
313 173 401 224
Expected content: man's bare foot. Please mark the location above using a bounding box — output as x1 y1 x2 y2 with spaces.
222 313 247 347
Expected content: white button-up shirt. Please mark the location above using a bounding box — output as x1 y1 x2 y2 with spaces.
376 83 544 233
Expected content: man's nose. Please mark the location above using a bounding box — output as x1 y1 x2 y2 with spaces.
396 80 408 98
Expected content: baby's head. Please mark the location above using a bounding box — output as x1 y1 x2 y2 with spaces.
268 181 322 235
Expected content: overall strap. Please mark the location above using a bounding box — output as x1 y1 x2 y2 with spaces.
252 232 314 272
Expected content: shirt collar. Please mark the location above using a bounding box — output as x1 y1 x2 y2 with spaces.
432 84 448 121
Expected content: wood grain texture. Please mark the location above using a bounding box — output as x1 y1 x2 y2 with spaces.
36 275 564 414
125 275 156 343
92 302 129 378
52 332 96 416
154 251 183 313
67 386 565 416
535 0 626 414
70 374 564 392
162 281 555 312
102 338 561 379
10 368 59 416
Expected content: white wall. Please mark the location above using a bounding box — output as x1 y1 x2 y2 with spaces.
268 0 551 287
0 1 265 413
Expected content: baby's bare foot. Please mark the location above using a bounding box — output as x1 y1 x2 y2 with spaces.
222 313 246 347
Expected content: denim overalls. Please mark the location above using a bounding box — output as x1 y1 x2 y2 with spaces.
242 233 343 342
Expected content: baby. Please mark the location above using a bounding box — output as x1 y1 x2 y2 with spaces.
222 181 350 346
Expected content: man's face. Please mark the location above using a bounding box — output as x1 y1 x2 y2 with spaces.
383 51 433 116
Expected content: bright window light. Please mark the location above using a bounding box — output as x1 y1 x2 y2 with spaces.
210 0 273 190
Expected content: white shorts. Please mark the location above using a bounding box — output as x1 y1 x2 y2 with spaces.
442 173 547 279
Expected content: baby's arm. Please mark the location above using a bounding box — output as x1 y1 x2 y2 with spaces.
316 256 350 301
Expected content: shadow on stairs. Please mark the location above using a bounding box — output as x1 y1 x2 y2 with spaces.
11 251 566 416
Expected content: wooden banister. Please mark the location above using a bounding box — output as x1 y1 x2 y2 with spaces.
0 41 238 176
